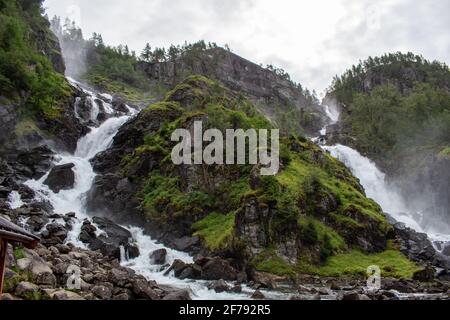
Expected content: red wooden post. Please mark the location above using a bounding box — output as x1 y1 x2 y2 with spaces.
0 239 8 296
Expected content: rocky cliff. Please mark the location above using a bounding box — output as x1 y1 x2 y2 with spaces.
137 48 327 135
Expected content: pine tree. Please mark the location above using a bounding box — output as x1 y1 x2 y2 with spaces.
140 43 152 62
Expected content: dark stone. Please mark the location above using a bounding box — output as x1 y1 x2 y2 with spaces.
251 290 265 300
178 264 203 280
202 257 238 281
79 217 137 260
173 236 200 252
413 266 436 282
44 163 75 193
150 249 167 265
342 292 361 300
208 280 230 293
164 259 188 277
162 290 191 300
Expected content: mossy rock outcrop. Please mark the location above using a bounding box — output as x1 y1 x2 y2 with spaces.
88 75 410 278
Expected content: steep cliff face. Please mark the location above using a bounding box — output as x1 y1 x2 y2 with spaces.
0 0 97 187
137 48 326 135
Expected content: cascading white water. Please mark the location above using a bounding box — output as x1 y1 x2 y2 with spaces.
323 145 450 244
318 106 450 245
17 81 285 300
7 191 24 209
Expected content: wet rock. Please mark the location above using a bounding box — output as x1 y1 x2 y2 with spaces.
44 163 75 193
231 285 243 293
202 257 238 281
42 223 68 246
150 248 167 265
80 217 139 260
252 272 281 290
178 264 203 280
164 259 188 277
208 280 231 293
251 290 266 300
162 290 191 300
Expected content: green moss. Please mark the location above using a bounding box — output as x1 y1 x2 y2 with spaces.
13 246 26 260
192 212 236 251
253 250 296 277
298 217 347 252
438 147 450 160
301 248 420 279
14 118 39 137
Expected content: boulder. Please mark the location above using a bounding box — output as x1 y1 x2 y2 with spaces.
162 290 191 300
251 290 266 300
178 264 203 280
92 285 113 300
173 236 200 252
14 282 40 299
80 217 139 260
150 248 167 265
51 290 85 300
342 292 361 301
164 259 188 277
202 258 238 281
44 163 75 193
131 279 160 300
42 223 68 246
413 266 436 282
208 280 231 293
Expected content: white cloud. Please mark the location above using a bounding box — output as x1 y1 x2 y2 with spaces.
44 0 450 93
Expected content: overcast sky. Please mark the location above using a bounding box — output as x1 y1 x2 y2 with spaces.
44 0 450 94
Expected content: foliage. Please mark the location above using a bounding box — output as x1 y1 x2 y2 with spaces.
253 250 296 277
192 212 236 251
300 247 420 279
330 52 450 164
0 0 70 119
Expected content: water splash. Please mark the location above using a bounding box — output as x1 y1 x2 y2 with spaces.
7 191 24 209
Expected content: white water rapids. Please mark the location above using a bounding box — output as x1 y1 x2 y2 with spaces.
12 80 285 300
319 105 450 246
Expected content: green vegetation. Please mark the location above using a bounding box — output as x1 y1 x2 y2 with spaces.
192 212 236 251
253 250 296 277
0 0 71 119
13 246 25 259
117 74 410 277
300 248 420 279
331 52 450 165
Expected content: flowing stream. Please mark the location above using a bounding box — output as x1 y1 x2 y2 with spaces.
16 80 286 300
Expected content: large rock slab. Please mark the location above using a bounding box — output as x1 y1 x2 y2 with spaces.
44 163 75 193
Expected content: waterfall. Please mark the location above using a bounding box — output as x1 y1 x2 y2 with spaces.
323 145 450 244
318 105 450 246
19 80 284 300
